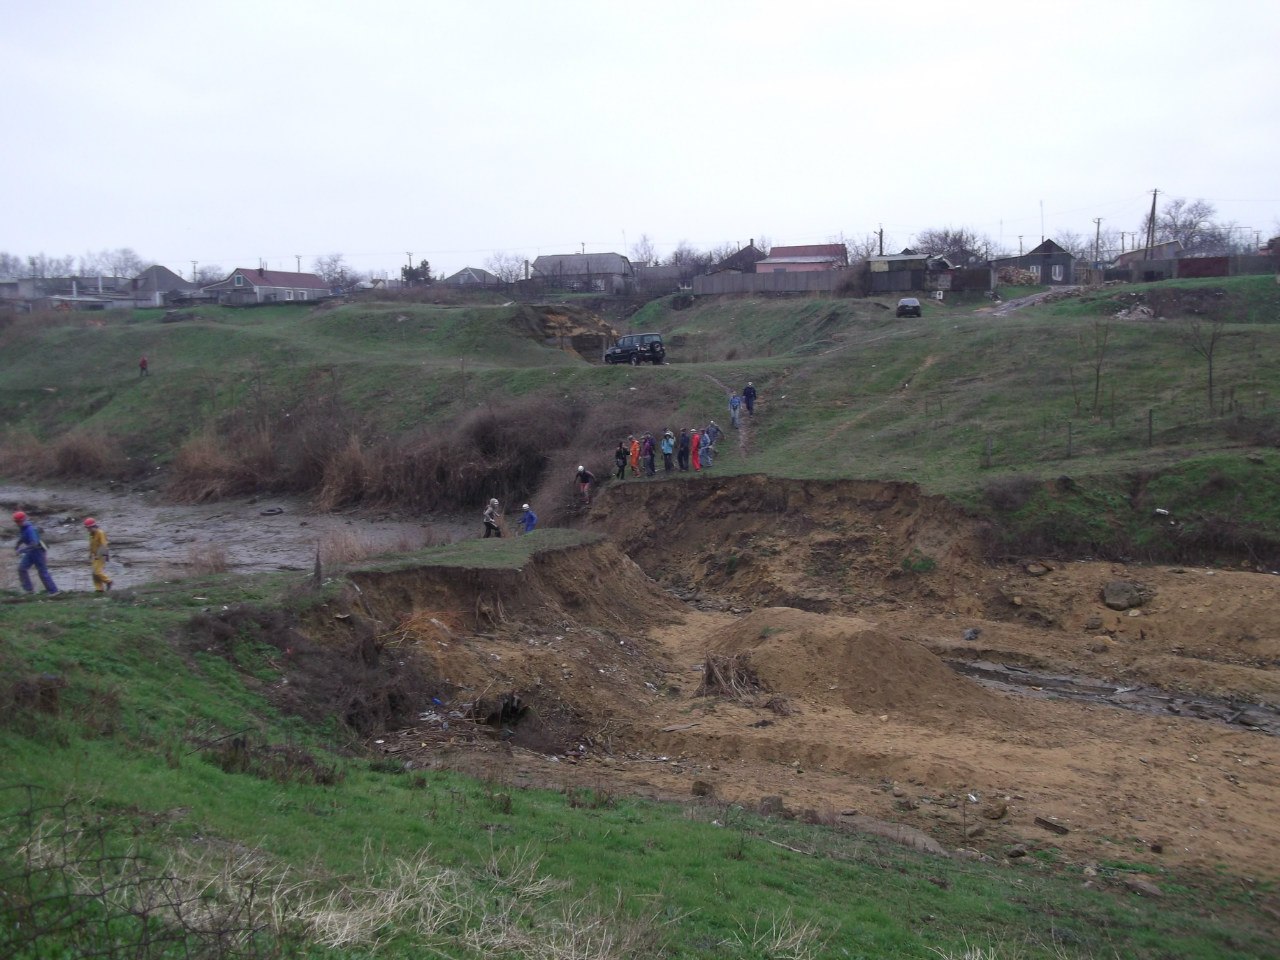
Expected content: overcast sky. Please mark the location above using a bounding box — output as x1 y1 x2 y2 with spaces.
3 0 1278 280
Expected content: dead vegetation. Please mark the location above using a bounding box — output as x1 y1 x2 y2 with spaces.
696 653 767 700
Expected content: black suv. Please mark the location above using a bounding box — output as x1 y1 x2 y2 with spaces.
605 333 666 365
895 297 922 318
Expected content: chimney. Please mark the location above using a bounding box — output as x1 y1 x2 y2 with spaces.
258 266 265 277
749 238 754 249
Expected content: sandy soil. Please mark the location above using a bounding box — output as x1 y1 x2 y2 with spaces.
363 477 1280 891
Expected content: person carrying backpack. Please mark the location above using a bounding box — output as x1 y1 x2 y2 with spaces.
729 392 742 428
743 381 757 416
84 517 113 592
13 511 58 595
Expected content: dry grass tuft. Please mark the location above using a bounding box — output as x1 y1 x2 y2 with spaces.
184 542 230 575
317 528 440 566
697 653 767 700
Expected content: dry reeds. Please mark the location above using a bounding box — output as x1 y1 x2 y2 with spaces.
184 542 230 575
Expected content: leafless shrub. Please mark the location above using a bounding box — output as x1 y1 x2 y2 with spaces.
697 654 767 700
46 430 125 478
314 435 372 511
763 696 795 716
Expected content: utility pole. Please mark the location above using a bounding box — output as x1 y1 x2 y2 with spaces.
1144 189 1159 259
580 242 585 255
1018 235 1023 256
191 260 197 282
1092 218 1103 264
295 254 301 273
877 225 884 256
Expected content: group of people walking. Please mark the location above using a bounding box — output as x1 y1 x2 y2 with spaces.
11 511 112 596
475 382 761 537
613 421 721 480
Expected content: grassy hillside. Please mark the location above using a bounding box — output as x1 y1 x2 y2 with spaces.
2 277 1278 553
3 541 1273 959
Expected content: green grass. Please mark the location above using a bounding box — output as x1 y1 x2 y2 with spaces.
2 569 1274 958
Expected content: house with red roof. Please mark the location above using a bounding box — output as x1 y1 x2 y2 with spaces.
202 266 330 305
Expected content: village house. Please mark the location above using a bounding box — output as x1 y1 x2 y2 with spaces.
202 267 330 305
441 266 499 287
754 243 848 273
530 253 634 295
991 239 1077 285
865 249 953 293
708 240 768 274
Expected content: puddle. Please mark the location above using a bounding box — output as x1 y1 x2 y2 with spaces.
948 658 1280 736
1 482 476 593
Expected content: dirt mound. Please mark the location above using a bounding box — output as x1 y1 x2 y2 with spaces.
344 540 678 633
704 607 1025 725
590 474 990 614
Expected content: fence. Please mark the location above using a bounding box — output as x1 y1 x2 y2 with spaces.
692 270 850 296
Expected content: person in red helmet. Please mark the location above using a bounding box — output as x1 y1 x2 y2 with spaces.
84 517 113 592
12 511 58 595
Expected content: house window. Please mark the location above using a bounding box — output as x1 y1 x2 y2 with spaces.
285 290 294 301
1029 265 1041 280
1051 265 1064 282
299 290 308 300
234 274 244 287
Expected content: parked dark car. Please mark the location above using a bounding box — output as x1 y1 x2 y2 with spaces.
605 333 665 365
895 297 922 318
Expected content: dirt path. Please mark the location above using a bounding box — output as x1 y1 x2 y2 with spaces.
987 286 1081 317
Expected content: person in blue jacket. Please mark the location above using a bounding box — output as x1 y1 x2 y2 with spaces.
12 511 58 595
520 503 538 534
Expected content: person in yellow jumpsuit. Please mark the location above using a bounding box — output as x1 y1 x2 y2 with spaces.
84 517 112 592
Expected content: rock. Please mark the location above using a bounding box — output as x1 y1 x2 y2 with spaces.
1122 875 1163 898
1102 580 1154 611
1083 615 1103 631
962 627 982 642
965 823 986 839
691 780 714 798
1005 843 1028 859
891 785 906 798
1024 562 1051 577
1082 864 1098 877
1090 640 1110 654
982 801 1008 820
758 795 785 816
896 797 920 811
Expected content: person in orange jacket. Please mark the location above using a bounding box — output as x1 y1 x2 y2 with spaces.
689 425 702 471
628 434 641 477
84 517 113 592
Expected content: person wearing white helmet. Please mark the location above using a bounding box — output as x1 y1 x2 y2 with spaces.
519 502 538 534
482 498 503 538
574 464 595 505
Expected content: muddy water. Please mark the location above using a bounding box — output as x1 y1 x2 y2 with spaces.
0 482 476 594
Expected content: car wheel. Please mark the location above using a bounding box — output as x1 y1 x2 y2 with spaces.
630 354 640 366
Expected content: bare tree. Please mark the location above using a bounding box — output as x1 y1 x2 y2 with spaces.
837 232 881 263
1147 198 1236 256
1053 230 1091 261
913 227 995 265
629 233 657 267
0 251 25 278
1082 318 1112 417
1182 317 1226 412
484 251 526 283
25 253 75 278
194 265 226 285
667 241 713 278
312 253 350 285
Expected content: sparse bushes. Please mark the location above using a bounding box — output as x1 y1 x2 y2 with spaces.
983 474 1041 512
0 428 127 481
